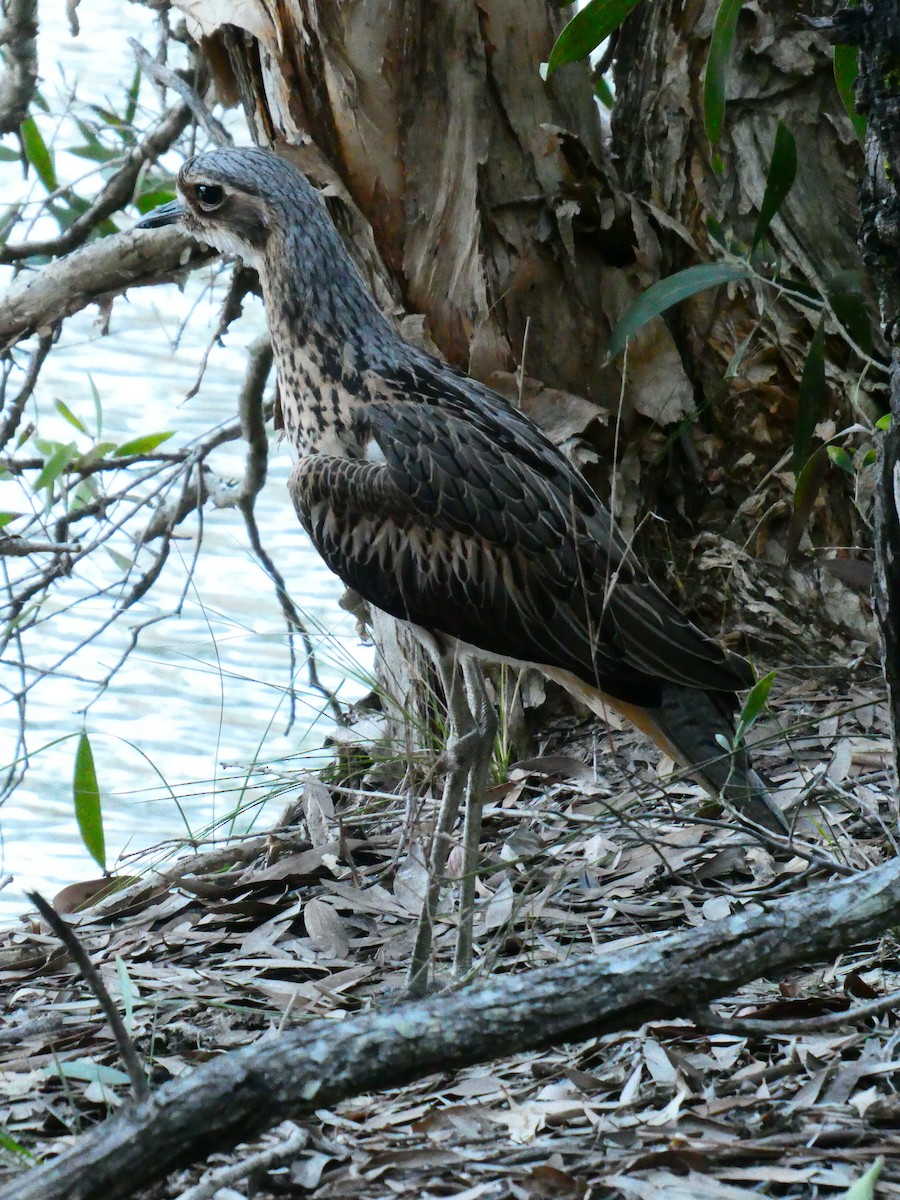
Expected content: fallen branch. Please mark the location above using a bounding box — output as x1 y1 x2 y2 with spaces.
3 855 900 1200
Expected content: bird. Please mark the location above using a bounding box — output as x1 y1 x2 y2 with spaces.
138 146 788 994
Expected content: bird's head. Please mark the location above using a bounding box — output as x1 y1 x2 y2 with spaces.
137 147 318 268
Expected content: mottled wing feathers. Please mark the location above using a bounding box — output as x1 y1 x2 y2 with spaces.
289 384 753 706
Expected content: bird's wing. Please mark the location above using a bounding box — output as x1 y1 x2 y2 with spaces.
289 396 752 705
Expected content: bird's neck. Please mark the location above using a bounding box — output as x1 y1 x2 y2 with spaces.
262 227 400 459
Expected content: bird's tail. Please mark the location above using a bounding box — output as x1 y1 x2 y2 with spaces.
545 669 788 834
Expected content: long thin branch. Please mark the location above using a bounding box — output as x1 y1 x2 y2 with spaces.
26 892 149 1103
4 855 900 1200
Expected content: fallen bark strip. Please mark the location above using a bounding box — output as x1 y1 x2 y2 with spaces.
4 856 900 1200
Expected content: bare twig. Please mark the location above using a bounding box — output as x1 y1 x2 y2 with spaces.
174 1122 307 1200
129 38 231 149
693 988 900 1036
26 891 149 1104
0 332 53 450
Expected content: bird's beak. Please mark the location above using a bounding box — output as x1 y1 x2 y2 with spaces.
135 198 186 230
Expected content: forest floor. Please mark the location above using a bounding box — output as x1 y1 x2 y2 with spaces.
0 660 898 1199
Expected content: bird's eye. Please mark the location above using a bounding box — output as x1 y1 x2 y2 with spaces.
195 183 225 212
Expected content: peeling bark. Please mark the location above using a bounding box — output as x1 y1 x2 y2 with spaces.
852 0 900 778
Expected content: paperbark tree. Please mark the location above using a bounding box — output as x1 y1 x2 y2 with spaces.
181 0 879 743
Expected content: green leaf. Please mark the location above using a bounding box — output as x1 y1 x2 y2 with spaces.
0 1128 33 1159
595 75 614 108
69 143 121 163
88 374 103 436
793 315 827 474
75 442 117 468
0 512 21 527
34 441 78 492
829 286 873 357
546 0 643 75
54 398 88 435
73 732 106 872
116 955 136 1031
876 413 891 431
704 0 744 144
607 262 751 359
786 444 828 560
735 669 776 742
19 116 57 191
838 1157 884 1200
135 188 176 216
125 64 142 126
751 121 797 251
834 44 866 147
106 546 136 572
50 1059 129 1085
114 431 175 457
0 146 20 162
827 444 855 475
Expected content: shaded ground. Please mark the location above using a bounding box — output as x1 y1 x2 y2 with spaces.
0 663 897 1199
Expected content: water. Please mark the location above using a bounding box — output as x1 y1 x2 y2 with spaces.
0 4 370 917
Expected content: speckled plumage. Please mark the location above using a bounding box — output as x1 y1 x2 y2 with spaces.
139 146 787 834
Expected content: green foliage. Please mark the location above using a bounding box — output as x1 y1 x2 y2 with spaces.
834 43 866 146
73 732 106 872
113 430 175 457
19 115 57 191
0 1129 33 1159
49 1059 130 1085
735 670 776 745
703 0 744 145
839 1158 884 1200
546 0 644 76
752 121 797 252
607 263 751 359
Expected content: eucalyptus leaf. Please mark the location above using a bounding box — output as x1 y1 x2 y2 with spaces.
54 398 88 435
735 670 776 743
838 1157 884 1200
704 0 743 144
74 731 106 871
547 0 643 75
834 43 866 146
607 262 751 359
50 1059 129 1085
19 116 57 191
114 431 175 457
752 121 796 251
827 444 855 475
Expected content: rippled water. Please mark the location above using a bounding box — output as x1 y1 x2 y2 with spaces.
0 7 370 917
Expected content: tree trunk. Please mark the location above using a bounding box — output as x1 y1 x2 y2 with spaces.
181 0 880 746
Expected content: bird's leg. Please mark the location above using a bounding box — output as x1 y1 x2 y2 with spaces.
454 659 498 979
406 653 477 996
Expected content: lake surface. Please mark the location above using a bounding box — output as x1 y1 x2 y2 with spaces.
0 5 369 917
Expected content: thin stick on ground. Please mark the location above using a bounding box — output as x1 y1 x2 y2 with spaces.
26 891 148 1104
